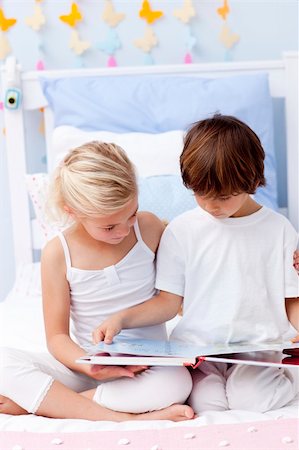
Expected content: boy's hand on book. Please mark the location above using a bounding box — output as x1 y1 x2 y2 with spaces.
93 316 123 344
291 334 299 343
293 250 299 273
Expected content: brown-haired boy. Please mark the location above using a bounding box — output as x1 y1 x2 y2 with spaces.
94 114 299 413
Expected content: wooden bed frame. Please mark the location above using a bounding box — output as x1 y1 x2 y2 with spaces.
1 52 298 270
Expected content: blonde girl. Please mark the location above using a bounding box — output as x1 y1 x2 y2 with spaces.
0 141 193 422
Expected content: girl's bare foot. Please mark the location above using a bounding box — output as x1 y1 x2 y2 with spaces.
135 404 194 422
0 395 28 415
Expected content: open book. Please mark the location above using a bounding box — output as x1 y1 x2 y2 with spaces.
76 338 299 369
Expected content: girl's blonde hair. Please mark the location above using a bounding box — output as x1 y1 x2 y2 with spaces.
48 141 137 222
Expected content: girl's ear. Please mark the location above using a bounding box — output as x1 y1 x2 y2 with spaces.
63 205 74 217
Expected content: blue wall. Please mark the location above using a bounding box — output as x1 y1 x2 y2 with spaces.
0 0 298 300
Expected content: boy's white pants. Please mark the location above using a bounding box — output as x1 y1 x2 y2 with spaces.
0 347 192 414
188 361 298 413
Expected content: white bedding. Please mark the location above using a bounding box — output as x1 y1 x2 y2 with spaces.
0 263 298 432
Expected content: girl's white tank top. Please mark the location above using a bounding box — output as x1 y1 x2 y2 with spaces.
58 220 167 349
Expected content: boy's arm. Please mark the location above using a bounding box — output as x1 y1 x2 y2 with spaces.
285 297 299 342
93 291 183 344
294 250 299 272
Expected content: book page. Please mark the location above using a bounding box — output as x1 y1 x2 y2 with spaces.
87 338 298 358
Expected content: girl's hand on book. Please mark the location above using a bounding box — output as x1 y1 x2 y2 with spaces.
93 316 123 344
84 363 147 380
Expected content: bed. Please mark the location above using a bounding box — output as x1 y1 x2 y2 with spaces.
0 53 298 449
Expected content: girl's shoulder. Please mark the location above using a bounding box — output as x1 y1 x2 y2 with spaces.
137 211 165 253
41 234 66 268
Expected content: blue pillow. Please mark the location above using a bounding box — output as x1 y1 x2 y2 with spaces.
138 175 275 221
138 175 197 221
41 73 277 210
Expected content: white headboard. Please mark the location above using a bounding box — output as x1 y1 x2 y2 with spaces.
1 52 298 269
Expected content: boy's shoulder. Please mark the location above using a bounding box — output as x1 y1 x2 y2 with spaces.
165 207 199 232
263 207 296 230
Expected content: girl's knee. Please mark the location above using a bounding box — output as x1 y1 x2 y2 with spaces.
94 366 192 413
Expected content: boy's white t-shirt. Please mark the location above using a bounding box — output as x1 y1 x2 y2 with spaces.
156 206 299 345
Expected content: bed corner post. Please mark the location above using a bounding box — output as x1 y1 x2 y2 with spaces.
1 56 33 266
283 51 299 231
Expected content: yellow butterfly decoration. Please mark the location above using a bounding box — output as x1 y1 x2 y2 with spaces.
25 4 46 31
139 0 163 25
0 8 17 32
173 0 196 24
219 23 239 49
69 30 90 55
217 0 230 21
0 33 11 60
134 26 158 53
102 0 125 28
60 3 82 28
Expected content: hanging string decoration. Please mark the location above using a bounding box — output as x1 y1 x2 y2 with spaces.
173 0 197 64
0 7 17 60
98 0 125 67
25 0 46 70
135 0 163 65
59 2 90 65
217 0 240 60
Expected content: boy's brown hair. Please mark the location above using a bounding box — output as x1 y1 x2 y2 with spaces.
180 114 266 197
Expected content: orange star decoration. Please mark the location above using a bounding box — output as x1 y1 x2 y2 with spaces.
0 8 17 32
60 3 82 28
217 0 230 21
139 0 163 25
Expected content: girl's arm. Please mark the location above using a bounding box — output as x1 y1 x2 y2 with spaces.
41 238 84 371
41 238 136 379
93 290 183 344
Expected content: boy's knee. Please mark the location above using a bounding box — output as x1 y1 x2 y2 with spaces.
227 365 296 412
188 372 228 413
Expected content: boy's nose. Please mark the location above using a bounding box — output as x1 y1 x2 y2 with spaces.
205 203 219 214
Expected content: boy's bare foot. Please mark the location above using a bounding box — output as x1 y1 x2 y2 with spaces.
0 395 28 415
135 404 194 422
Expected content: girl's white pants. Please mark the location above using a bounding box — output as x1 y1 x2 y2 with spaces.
0 347 192 414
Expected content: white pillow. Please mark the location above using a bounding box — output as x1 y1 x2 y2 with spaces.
26 173 65 245
51 126 184 176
